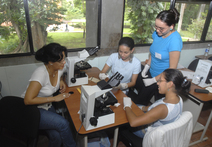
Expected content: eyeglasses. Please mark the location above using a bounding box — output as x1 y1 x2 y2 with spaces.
154 25 166 32
157 79 167 83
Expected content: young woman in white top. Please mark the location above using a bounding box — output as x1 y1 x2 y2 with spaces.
123 69 191 138
21 43 76 147
99 37 141 94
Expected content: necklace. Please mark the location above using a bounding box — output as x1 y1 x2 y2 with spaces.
46 65 57 78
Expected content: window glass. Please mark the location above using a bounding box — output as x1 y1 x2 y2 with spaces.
175 2 209 42
28 0 93 51
0 0 29 54
206 17 212 40
123 0 210 44
0 0 98 55
123 1 170 44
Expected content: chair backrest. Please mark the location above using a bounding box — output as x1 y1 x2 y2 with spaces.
143 111 193 147
187 59 199 71
0 96 40 139
208 56 212 61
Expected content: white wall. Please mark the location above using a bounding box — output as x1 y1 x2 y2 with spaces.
0 48 206 97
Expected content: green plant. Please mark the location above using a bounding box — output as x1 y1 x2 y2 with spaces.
126 0 165 44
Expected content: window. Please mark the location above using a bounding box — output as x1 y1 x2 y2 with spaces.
0 0 29 54
123 0 211 44
206 18 212 40
0 0 99 56
175 1 210 42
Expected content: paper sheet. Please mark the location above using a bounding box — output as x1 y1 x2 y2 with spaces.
89 77 100 83
179 70 194 79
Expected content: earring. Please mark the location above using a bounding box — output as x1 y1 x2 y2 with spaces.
170 28 173 31
168 89 169 91
50 63 53 65
129 54 133 62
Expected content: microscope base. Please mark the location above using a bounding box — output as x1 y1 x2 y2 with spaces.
85 112 115 131
67 75 88 87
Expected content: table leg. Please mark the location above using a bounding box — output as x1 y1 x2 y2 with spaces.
189 110 212 146
83 135 88 147
113 127 119 147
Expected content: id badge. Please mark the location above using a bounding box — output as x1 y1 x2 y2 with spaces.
155 52 161 59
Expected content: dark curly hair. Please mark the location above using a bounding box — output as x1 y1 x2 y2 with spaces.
35 43 67 64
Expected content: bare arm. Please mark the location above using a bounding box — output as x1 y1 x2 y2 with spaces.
59 75 66 93
140 105 150 112
24 81 68 105
169 51 180 69
100 64 110 73
125 104 168 127
146 54 151 65
127 74 138 88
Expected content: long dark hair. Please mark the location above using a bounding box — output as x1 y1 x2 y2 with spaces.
163 69 191 95
35 43 67 64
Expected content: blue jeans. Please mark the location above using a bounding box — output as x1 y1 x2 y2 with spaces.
87 132 110 147
39 106 76 147
133 129 145 138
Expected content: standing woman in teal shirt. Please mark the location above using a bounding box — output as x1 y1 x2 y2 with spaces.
130 8 183 106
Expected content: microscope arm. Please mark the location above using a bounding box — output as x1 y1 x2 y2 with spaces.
86 46 100 56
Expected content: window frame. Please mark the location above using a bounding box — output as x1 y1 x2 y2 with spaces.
0 0 101 58
123 0 212 47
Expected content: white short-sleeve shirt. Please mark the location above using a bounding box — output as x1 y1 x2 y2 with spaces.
21 64 65 110
106 53 141 84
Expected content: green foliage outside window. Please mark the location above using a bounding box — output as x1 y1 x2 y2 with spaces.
125 0 166 44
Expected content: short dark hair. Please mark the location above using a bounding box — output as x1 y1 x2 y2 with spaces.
118 37 135 50
163 68 191 95
35 43 67 64
156 8 180 27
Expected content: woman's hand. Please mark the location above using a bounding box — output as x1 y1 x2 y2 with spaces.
115 83 128 90
143 77 156 86
123 97 132 110
99 64 110 80
59 80 66 93
99 73 108 80
141 64 150 78
54 93 70 102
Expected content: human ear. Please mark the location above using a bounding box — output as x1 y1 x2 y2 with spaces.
48 61 54 65
131 48 135 53
168 81 174 89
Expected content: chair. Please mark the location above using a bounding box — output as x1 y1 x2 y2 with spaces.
118 111 193 147
0 96 40 147
187 59 199 71
208 56 212 61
